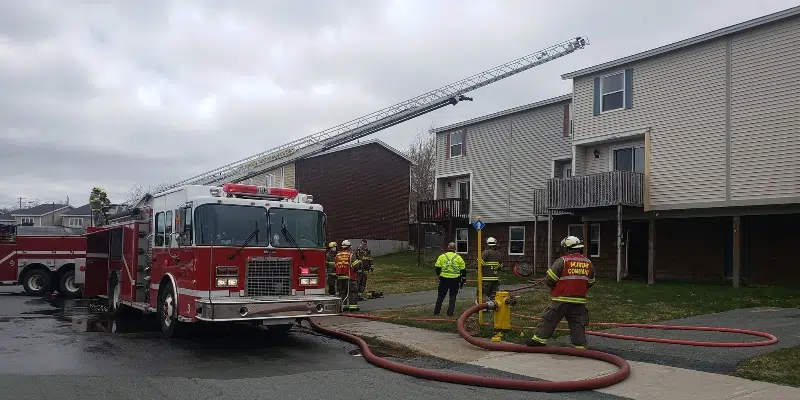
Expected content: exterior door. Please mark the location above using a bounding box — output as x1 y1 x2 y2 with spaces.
457 181 470 215
612 146 645 173
562 164 572 178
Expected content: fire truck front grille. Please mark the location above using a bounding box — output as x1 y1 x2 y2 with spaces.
245 257 292 297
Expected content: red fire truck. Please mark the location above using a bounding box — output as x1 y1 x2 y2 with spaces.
75 183 342 338
0 224 86 298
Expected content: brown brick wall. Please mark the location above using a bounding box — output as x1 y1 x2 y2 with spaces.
743 213 800 286
445 216 582 274
295 143 410 242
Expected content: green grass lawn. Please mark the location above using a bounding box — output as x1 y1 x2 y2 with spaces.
368 279 800 345
365 250 534 295
735 346 800 387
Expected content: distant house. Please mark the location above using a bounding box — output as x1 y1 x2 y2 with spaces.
61 204 92 228
0 212 13 224
9 204 73 227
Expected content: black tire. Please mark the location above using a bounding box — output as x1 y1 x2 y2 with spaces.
267 323 293 337
158 283 181 338
58 270 83 299
21 268 52 296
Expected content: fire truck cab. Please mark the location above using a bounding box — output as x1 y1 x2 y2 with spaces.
76 183 342 338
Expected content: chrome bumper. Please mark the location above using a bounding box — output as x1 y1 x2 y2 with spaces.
194 295 342 322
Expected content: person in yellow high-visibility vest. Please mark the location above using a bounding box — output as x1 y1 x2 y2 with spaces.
433 242 466 317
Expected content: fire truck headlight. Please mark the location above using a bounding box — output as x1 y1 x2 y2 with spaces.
216 277 239 287
299 278 318 286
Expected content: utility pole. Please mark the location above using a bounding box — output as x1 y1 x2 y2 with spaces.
18 197 23 209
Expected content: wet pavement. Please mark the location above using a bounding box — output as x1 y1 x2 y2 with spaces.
0 286 621 400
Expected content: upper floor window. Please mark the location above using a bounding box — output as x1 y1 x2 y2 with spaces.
450 131 464 158
593 68 633 115
67 218 84 227
20 217 34 225
600 72 624 112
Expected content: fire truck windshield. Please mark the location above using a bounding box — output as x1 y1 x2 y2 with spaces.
194 204 270 247
267 208 325 249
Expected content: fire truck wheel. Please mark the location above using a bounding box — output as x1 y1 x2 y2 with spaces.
22 268 52 296
158 284 181 338
58 270 82 299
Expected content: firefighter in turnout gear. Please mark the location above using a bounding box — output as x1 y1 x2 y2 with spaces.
89 187 111 227
354 239 373 300
326 242 338 296
335 240 362 311
481 237 502 302
526 235 595 349
433 242 466 317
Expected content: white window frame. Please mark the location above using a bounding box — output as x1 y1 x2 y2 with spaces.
20 217 35 225
67 217 84 227
265 173 276 187
508 226 525 256
567 224 600 257
599 71 625 114
455 228 469 254
609 143 645 173
449 131 464 158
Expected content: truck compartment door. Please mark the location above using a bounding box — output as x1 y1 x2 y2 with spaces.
74 257 86 285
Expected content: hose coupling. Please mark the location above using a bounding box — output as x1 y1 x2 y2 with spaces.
485 300 498 311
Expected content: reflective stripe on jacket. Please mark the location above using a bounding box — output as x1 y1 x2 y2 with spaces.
549 253 595 304
435 252 465 278
335 250 360 280
481 248 502 281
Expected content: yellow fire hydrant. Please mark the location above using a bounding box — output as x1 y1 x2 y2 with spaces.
489 291 516 342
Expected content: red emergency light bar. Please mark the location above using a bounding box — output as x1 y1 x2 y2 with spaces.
221 183 299 199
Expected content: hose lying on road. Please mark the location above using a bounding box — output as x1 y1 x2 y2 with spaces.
309 303 631 392
342 312 778 348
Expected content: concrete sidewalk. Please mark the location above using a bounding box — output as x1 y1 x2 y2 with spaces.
357 283 535 312
314 316 800 400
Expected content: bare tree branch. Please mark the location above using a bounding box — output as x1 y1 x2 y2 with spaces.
405 125 436 223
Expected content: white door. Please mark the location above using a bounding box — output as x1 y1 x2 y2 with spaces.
457 181 470 215
562 164 572 178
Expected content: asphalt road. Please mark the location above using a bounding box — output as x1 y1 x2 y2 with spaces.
0 286 623 400
546 306 800 375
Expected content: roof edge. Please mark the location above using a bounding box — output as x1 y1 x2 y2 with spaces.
430 93 572 134
561 6 800 80
307 139 414 165
10 205 72 217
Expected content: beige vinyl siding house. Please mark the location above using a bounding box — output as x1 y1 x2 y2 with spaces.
421 94 579 270
244 163 296 189
556 6 800 287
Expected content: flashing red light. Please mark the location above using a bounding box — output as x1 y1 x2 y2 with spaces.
299 267 310 275
221 183 299 199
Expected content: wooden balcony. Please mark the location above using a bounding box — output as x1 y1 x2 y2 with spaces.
547 171 644 210
532 189 571 216
417 198 470 222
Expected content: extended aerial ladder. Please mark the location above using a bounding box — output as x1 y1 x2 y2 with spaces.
166 37 589 189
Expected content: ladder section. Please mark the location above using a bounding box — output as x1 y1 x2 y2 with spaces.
167 36 589 188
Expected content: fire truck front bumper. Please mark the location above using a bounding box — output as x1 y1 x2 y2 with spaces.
193 295 342 322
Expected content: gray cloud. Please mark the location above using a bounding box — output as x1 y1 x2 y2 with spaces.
1 0 798 209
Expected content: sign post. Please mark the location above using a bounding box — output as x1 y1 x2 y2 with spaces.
472 217 486 325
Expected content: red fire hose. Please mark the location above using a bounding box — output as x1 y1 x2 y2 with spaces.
309 303 631 392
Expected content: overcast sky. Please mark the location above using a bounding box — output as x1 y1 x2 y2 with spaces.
1 0 798 209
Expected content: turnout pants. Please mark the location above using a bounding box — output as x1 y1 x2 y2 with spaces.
482 280 500 302
357 270 368 293
327 274 337 296
336 277 358 311
535 302 589 347
434 277 460 317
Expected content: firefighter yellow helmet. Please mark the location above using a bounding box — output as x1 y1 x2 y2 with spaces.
486 237 498 247
341 240 351 248
560 235 584 249
328 241 337 249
